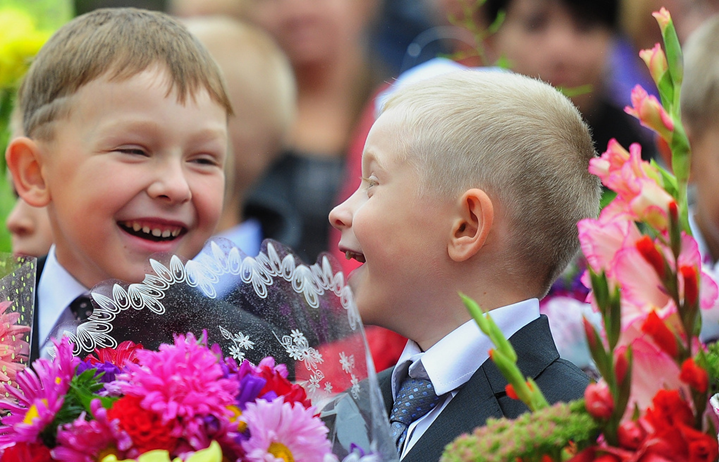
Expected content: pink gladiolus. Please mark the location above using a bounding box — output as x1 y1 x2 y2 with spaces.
578 217 642 276
677 233 719 310
619 340 684 412
589 139 631 184
611 245 672 329
628 180 675 231
639 44 668 86
625 85 675 143
652 8 672 34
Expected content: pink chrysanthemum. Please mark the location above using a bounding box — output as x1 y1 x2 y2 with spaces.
0 300 31 383
241 397 332 462
115 332 239 449
51 399 133 462
0 337 80 446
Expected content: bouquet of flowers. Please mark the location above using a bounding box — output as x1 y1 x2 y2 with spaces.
442 8 719 462
0 333 373 462
0 240 397 461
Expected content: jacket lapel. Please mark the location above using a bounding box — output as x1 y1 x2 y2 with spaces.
397 316 560 462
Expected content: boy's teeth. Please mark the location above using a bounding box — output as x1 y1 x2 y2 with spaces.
122 221 182 240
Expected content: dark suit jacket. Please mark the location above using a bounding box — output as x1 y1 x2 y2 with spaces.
29 255 46 363
378 315 589 462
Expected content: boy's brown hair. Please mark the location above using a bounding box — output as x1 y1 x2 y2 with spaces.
18 7 233 141
384 71 601 295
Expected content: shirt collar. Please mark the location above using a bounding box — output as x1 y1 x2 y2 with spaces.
392 298 540 396
37 245 89 344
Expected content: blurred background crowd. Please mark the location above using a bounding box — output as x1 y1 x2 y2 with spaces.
5 0 719 370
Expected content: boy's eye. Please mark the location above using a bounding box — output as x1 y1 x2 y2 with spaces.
362 176 379 192
190 154 223 168
117 147 147 156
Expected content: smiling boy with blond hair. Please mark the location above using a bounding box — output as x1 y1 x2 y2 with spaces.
6 8 232 360
330 70 600 461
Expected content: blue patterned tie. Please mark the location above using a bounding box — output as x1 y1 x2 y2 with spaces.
389 377 440 452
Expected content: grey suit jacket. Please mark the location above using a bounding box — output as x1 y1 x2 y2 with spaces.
378 315 589 462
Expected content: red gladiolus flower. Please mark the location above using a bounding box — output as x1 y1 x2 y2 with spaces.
681 265 699 307
636 236 665 279
680 424 719 462
505 384 518 400
618 420 647 450
585 382 614 419
107 395 178 454
641 310 678 358
680 358 708 393
614 350 631 386
644 389 694 430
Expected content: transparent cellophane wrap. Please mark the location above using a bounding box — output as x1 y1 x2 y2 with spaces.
46 238 398 461
0 255 35 397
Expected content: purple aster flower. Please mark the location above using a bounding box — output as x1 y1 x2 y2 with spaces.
0 337 79 446
241 397 332 462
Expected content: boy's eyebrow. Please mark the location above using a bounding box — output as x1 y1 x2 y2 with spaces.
361 149 385 172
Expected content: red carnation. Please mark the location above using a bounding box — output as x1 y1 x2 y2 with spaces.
0 442 52 462
257 365 311 408
85 341 144 366
107 395 178 454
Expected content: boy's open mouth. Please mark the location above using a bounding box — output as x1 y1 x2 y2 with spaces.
344 250 365 263
119 220 185 242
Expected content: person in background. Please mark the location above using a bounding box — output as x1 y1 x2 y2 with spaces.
5 106 53 257
184 16 297 257
240 0 385 264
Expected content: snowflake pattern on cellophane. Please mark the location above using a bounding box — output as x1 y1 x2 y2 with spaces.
45 237 398 461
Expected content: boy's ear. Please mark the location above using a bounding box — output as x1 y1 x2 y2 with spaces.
6 137 50 207
448 188 494 262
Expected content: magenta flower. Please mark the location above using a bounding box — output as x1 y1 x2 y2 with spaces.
51 400 132 462
115 332 239 450
0 300 31 383
0 337 79 446
241 397 332 462
625 85 675 143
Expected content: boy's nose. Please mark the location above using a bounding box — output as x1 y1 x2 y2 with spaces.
329 198 353 230
148 163 192 204
7 200 34 236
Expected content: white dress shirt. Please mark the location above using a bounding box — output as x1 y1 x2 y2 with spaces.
391 298 540 459
37 245 88 346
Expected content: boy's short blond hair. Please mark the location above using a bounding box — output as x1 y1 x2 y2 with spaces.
384 71 600 294
18 7 233 141
681 14 719 139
